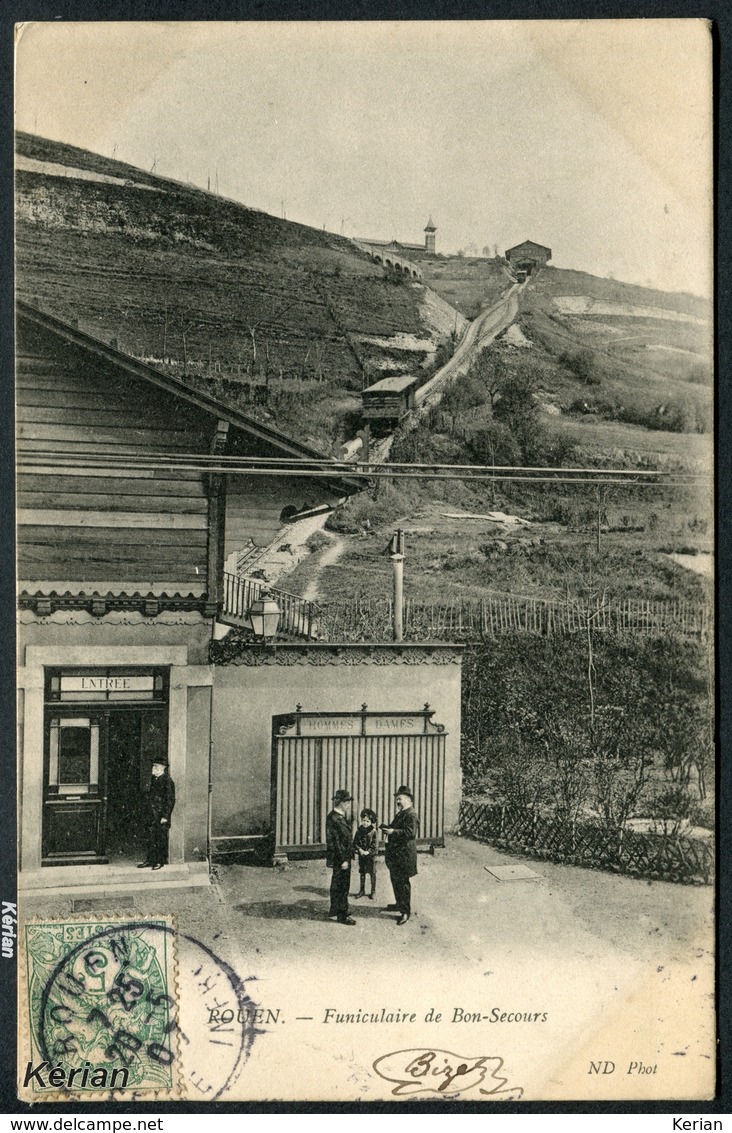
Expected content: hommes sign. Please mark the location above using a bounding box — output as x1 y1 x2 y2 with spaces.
277 707 445 738
297 714 425 736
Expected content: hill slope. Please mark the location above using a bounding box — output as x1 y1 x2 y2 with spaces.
512 266 712 458
15 132 464 451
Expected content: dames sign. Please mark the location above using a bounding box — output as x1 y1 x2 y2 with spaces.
297 714 428 736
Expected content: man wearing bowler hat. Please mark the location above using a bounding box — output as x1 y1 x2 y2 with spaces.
137 758 176 870
326 788 356 925
382 786 420 925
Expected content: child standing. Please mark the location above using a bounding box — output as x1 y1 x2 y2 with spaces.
353 808 378 899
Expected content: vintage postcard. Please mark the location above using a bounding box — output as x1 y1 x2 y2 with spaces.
12 20 714 1104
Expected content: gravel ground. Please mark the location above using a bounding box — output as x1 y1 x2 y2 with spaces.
19 835 714 1102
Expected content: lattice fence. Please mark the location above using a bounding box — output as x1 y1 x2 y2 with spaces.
458 800 713 885
316 595 710 644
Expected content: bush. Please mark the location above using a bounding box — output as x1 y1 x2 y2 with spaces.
440 550 485 572
389 421 469 466
469 422 521 466
567 391 710 435
646 785 694 828
493 369 547 462
559 348 601 385
534 429 577 467
688 800 714 830
440 374 487 416
540 499 574 525
305 530 331 553
325 483 406 534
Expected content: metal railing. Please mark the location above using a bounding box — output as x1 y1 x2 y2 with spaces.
222 571 320 640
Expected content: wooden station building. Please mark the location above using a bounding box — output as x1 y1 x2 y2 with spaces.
16 302 463 893
504 240 552 275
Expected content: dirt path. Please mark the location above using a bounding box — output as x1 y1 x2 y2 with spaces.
21 834 713 1102
210 834 713 1101
665 552 713 578
302 534 347 602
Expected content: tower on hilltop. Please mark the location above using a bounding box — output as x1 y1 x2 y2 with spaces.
424 216 436 254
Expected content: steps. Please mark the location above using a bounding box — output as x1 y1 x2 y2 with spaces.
19 860 211 899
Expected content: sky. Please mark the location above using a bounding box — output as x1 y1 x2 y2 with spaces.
14 20 713 297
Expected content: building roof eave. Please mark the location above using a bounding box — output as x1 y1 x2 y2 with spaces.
17 300 362 495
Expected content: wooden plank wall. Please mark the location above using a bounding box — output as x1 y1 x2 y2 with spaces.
17 321 214 596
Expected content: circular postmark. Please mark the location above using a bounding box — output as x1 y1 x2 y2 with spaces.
33 920 258 1101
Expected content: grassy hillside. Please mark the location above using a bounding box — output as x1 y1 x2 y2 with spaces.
282 479 711 607
530 265 709 319
280 266 712 608
15 132 462 451
413 254 514 316
514 266 713 461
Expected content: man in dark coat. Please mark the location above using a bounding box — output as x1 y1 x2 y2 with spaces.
382 786 419 925
326 789 356 925
137 760 176 870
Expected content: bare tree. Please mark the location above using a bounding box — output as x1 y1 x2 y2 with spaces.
181 320 203 374
162 300 169 362
245 298 298 373
468 347 508 408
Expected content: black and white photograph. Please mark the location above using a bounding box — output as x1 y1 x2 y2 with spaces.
11 19 714 1104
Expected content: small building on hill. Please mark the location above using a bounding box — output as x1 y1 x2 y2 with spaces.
505 240 552 274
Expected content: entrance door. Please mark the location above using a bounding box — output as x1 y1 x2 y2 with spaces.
42 675 168 870
105 711 168 863
43 715 105 863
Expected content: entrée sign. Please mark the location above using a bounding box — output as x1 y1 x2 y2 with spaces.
296 714 424 737
60 675 155 693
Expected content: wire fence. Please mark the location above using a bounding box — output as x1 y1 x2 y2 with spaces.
458 800 713 885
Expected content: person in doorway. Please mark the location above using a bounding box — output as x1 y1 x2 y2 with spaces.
382 786 419 925
326 789 355 925
137 759 176 870
353 808 378 899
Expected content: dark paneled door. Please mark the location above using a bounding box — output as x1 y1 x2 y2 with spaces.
105 710 168 862
43 708 168 866
43 715 105 863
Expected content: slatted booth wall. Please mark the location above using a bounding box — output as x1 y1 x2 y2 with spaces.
272 706 446 857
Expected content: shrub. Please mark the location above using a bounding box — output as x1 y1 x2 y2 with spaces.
388 421 468 465
688 800 714 830
469 422 521 466
440 374 487 416
541 499 574 525
534 429 577 467
493 369 546 462
325 483 406 534
305 530 331 553
559 348 600 386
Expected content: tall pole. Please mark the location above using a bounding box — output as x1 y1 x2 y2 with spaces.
392 553 404 642
391 528 405 643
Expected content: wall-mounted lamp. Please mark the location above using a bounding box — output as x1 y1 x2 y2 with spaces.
249 594 281 641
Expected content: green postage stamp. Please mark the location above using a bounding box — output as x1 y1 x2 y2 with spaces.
21 917 178 1100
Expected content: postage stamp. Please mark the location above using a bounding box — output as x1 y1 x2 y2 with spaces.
19 916 259 1102
20 917 179 1101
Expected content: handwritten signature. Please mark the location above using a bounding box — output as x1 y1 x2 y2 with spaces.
372 1048 524 1098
